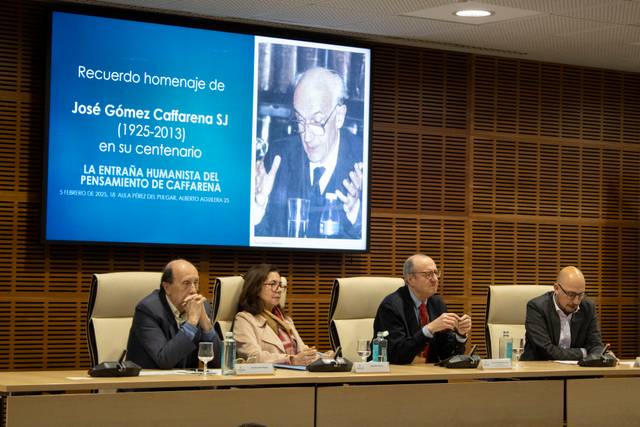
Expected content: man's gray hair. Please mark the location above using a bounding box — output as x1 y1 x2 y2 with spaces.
403 257 415 280
295 67 345 106
324 69 345 106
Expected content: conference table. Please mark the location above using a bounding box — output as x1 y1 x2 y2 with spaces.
1 361 639 426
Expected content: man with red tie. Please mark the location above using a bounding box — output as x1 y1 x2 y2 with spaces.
373 254 472 364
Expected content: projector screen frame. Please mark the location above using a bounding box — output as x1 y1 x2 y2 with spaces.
42 4 373 253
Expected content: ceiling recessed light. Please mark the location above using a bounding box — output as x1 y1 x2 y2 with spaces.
454 9 493 18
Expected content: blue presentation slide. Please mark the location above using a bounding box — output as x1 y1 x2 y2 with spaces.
46 12 254 245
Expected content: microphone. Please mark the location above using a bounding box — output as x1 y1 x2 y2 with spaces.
88 349 141 377
307 346 352 372
578 343 617 367
468 344 477 357
436 344 481 369
334 346 343 358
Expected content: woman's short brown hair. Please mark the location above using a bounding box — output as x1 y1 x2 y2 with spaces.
237 263 280 315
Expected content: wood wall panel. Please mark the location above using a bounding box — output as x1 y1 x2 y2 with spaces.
472 223 638 293
0 301 9 370
622 76 640 144
11 300 89 369
0 0 637 368
372 45 468 130
472 138 639 220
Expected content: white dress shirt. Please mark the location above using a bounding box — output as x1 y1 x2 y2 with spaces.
552 293 586 358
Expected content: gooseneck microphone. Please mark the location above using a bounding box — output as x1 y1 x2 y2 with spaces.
334 346 343 358
468 344 477 357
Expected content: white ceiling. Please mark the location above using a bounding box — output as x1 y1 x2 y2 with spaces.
62 0 640 72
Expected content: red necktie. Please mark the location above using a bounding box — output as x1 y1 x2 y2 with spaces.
419 303 430 360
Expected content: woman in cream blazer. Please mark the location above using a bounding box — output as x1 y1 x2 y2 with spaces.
233 264 318 365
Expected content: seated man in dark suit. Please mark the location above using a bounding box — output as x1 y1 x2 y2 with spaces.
253 67 364 239
127 259 221 369
373 254 471 364
521 266 605 361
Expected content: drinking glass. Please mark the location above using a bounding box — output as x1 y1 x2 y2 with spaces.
512 347 523 367
287 198 310 238
198 342 214 376
356 339 371 363
512 338 525 367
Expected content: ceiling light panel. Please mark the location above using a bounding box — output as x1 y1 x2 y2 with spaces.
554 0 640 25
482 0 622 15
455 9 493 18
320 0 450 15
428 13 613 50
345 14 474 39
403 1 544 25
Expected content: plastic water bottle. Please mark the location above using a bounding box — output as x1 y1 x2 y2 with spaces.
222 331 236 375
319 193 340 237
371 331 389 362
499 330 513 359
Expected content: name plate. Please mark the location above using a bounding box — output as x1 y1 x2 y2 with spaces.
353 362 390 373
480 358 513 369
234 363 274 375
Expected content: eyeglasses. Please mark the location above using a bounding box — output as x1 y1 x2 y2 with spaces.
556 282 587 300
412 270 441 281
179 280 199 290
263 280 287 291
293 103 339 136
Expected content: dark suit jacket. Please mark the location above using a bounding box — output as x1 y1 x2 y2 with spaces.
255 129 363 239
373 285 466 364
521 291 604 361
126 289 221 369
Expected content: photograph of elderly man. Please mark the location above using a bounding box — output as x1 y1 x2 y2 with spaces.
252 44 366 240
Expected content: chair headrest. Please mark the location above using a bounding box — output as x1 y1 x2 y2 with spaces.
88 271 163 366
486 285 554 324
213 276 244 322
330 277 404 320
91 272 162 318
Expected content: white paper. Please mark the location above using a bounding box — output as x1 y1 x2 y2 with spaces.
235 363 274 375
353 362 390 373
480 358 513 369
